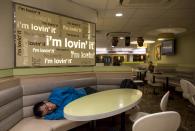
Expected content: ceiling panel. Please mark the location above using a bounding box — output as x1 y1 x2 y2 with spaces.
124 18 153 27
72 0 108 10
132 8 166 18
123 0 177 8
171 0 195 9
106 0 122 10
97 8 136 19
101 18 129 27
162 9 195 18
128 0 163 4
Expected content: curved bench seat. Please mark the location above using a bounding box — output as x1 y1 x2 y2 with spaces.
0 72 134 131
10 117 88 131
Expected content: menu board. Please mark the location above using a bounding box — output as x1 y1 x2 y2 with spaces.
14 4 96 67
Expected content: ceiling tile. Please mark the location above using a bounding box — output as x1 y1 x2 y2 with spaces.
72 0 109 10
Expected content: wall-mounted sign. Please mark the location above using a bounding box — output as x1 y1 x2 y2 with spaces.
14 4 95 67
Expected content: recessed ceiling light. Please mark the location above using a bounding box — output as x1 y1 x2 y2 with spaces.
115 13 123 17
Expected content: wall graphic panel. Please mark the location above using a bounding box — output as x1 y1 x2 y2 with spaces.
154 44 161 61
14 4 95 67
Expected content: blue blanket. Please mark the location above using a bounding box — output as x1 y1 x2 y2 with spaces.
44 86 86 120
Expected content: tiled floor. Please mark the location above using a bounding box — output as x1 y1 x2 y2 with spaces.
70 86 195 131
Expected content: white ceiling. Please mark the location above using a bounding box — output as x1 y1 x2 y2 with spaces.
71 0 195 48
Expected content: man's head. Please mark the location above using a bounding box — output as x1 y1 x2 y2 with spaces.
33 101 57 118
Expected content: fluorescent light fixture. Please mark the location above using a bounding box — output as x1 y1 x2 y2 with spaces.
119 37 124 40
115 13 123 17
112 48 132 52
96 51 108 54
131 40 155 44
133 48 146 54
96 48 107 52
115 52 130 54
131 41 138 44
96 48 146 54
144 40 155 44
96 48 108 54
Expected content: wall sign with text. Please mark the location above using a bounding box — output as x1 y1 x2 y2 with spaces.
14 4 96 67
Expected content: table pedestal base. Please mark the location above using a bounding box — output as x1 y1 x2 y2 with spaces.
120 112 126 131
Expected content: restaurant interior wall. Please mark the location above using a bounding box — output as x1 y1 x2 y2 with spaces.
148 33 195 67
0 0 14 69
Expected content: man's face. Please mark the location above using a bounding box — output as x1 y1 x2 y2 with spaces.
40 101 57 116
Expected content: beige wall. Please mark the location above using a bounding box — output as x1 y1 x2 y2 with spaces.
0 1 14 69
12 0 97 23
148 32 195 67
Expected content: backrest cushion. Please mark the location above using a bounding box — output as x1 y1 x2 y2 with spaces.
0 78 23 131
155 66 176 73
96 72 133 90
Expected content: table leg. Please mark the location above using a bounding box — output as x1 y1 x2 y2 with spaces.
165 77 168 90
139 72 142 80
153 75 155 83
165 77 174 100
120 112 126 131
110 116 115 131
90 120 96 131
137 72 142 80
137 72 139 79
152 75 159 95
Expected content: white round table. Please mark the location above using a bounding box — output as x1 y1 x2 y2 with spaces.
64 89 142 131
64 88 142 121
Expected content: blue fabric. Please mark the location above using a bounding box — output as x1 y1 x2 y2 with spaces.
44 86 86 120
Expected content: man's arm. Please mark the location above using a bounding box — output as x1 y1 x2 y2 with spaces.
44 109 64 120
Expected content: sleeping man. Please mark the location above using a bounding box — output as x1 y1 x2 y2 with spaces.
33 86 97 120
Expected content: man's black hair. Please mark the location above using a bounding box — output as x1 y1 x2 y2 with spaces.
33 101 45 118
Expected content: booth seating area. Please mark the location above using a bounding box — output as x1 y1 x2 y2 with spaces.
0 72 133 131
154 65 195 92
